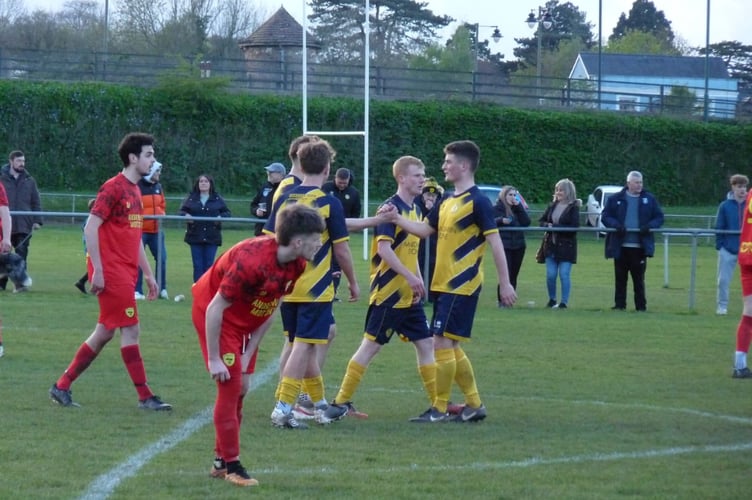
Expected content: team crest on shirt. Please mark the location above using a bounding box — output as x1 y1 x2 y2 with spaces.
125 307 135 318
223 353 235 366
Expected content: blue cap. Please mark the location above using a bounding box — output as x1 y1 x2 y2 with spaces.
264 162 286 175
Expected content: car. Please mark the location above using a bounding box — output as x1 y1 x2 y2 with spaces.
586 185 623 229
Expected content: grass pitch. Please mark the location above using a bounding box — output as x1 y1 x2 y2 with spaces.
1 224 750 499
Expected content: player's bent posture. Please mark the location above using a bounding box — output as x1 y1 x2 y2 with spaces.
391 140 517 423
326 156 437 421
49 132 171 411
192 204 325 487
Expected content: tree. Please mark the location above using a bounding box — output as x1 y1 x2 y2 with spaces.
0 0 25 26
663 85 697 116
609 0 674 46
308 0 452 65
209 0 265 58
699 41 752 90
513 1 594 70
605 30 680 56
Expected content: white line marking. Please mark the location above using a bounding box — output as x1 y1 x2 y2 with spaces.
80 377 752 498
249 441 752 475
78 361 279 500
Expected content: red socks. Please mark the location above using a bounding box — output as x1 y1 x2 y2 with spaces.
120 344 153 400
736 315 752 352
56 343 98 390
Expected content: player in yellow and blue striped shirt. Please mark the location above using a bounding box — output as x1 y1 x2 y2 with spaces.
327 156 437 421
391 140 517 423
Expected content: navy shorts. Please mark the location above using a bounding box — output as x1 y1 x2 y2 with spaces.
430 293 479 341
280 301 334 345
363 303 431 345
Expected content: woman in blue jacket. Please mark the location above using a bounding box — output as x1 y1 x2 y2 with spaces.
179 174 232 282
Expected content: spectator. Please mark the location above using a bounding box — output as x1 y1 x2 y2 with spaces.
74 198 96 294
249 162 285 236
539 179 580 309
494 185 531 307
601 171 665 312
322 167 362 299
48 132 171 410
715 174 748 316
322 167 362 218
0 150 42 290
414 178 442 303
135 161 168 300
179 174 232 282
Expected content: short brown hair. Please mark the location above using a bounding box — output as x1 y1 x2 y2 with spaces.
444 140 480 171
9 150 24 161
730 174 749 187
288 135 320 163
275 204 325 246
298 139 335 176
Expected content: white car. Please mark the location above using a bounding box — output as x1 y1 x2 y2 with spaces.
586 185 623 229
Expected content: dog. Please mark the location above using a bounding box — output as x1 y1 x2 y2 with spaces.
0 252 32 292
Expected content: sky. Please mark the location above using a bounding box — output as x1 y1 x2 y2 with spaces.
23 0 751 59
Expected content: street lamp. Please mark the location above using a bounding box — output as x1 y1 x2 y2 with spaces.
470 23 502 73
526 2 555 100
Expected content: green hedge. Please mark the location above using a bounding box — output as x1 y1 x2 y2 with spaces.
0 79 750 205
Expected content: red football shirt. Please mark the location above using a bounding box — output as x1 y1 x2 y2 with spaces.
89 173 144 285
0 183 7 237
192 236 306 337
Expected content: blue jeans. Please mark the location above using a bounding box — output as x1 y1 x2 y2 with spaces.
717 247 738 310
545 257 572 305
190 244 218 282
136 232 167 293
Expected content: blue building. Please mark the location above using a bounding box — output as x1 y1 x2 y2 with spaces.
568 53 738 119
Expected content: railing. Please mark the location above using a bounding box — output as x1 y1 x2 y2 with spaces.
0 46 746 120
13 206 729 312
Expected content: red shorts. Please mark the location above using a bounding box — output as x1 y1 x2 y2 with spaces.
192 307 258 375
97 282 139 330
741 264 752 296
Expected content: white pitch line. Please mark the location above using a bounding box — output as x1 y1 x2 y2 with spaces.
250 441 752 475
78 361 279 500
79 376 752 498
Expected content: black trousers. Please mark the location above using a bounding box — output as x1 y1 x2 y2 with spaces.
614 247 647 310
498 246 526 301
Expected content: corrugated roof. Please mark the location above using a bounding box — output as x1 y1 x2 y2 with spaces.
578 52 730 79
238 6 321 49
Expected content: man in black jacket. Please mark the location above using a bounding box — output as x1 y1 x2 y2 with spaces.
250 162 285 236
0 150 43 290
322 168 362 299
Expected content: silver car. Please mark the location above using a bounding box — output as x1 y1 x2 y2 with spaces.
586 185 623 229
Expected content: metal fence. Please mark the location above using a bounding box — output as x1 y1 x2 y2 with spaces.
0 46 746 120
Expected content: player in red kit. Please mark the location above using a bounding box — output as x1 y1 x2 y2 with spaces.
192 203 325 487
733 191 752 378
0 181 12 357
49 132 171 411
